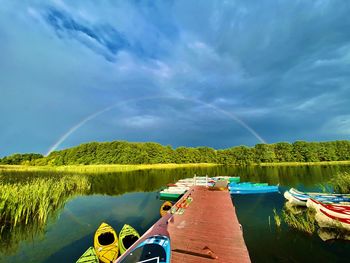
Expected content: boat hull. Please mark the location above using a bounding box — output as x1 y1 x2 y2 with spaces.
118 235 171 263
315 209 350 231
160 192 183 201
285 188 350 206
230 186 279 194
307 199 350 219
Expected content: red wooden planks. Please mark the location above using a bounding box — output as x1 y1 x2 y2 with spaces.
168 186 251 263
115 186 251 263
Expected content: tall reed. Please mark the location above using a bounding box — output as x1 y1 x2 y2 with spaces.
282 207 316 234
0 175 90 228
328 171 350 194
273 209 281 228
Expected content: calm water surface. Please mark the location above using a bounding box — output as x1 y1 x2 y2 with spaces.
1 165 350 263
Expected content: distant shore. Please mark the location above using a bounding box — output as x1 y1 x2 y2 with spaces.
1 160 350 173
0 163 218 173
257 160 350 167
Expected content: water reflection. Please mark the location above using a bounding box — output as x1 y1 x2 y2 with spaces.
0 165 350 262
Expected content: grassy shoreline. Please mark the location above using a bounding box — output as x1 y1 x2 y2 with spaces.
1 160 350 173
258 160 350 167
0 163 218 173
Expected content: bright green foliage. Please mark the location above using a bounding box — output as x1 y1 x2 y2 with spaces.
273 142 293 162
0 153 43 165
2 140 350 166
254 144 276 163
292 141 308 162
328 171 350 194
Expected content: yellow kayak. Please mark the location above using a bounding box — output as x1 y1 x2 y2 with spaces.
160 201 173 217
94 222 119 263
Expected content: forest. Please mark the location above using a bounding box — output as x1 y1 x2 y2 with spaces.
1 140 350 166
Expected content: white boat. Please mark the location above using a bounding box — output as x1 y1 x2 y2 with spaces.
315 208 350 231
175 181 210 186
307 199 350 219
160 188 187 193
162 187 189 193
284 188 350 206
284 190 306 206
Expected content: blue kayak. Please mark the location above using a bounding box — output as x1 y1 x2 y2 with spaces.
230 185 279 194
228 182 268 187
119 235 171 263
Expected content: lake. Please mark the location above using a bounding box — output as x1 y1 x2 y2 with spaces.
0 165 350 262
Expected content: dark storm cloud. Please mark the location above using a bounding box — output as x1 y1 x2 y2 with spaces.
1 0 350 156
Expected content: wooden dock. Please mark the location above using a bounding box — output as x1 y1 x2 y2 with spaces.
116 186 251 262
169 186 251 262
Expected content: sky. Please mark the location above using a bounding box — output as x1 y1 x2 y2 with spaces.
1 0 350 157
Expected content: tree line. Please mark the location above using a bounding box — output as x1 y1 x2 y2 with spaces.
1 140 350 166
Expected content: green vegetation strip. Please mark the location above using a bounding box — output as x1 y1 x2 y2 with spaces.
1 140 350 166
0 163 218 173
259 160 350 167
0 175 90 228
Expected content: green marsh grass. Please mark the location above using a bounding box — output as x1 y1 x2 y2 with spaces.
0 163 218 173
0 173 91 254
328 171 350 194
282 206 316 235
273 208 281 228
0 175 90 228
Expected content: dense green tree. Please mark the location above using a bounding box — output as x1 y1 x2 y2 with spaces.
334 140 350 161
292 141 308 162
2 140 350 166
254 144 276 163
0 153 43 165
273 142 293 162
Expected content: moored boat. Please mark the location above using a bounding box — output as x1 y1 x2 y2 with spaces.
160 201 173 217
285 188 350 206
229 183 278 194
119 224 140 255
213 176 240 182
76 247 99 263
228 177 240 183
284 189 308 206
229 182 268 187
118 235 171 263
94 222 119 263
230 185 279 194
159 192 183 201
161 186 189 192
307 199 350 219
315 208 350 231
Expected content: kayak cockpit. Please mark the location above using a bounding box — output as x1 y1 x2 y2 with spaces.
123 234 139 250
98 232 115 245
